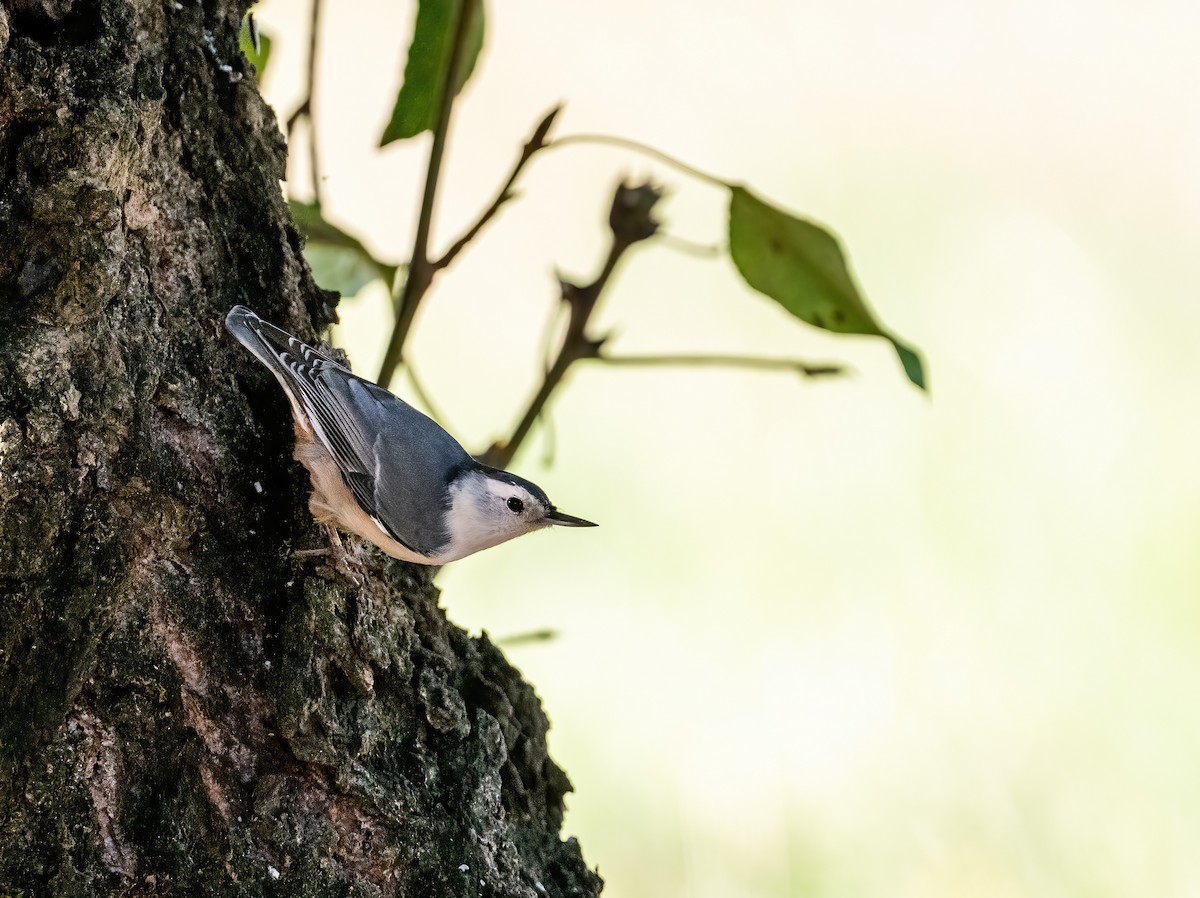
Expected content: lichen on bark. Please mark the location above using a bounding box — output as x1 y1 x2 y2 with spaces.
0 0 601 895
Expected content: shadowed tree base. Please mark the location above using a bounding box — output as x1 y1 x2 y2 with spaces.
0 0 602 894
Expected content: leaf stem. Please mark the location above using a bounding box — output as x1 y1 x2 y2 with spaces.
656 231 724 258
549 133 728 188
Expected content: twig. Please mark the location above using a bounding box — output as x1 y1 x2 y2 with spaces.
285 101 309 137
592 354 847 378
286 0 324 206
540 409 557 467
377 101 561 386
434 105 562 271
375 0 478 387
526 292 568 466
480 181 662 469
495 628 559 647
305 0 323 205
535 294 567 372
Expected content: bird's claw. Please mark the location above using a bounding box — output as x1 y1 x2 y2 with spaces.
292 526 366 586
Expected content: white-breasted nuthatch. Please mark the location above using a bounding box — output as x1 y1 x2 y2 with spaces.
225 306 595 564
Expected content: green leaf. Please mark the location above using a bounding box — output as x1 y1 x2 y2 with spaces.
381 0 486 145
727 185 926 390
892 340 926 391
289 201 398 297
239 16 272 78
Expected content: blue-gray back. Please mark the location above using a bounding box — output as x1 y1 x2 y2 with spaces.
226 306 469 557
321 374 469 555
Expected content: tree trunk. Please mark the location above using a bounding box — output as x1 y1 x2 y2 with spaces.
0 1 601 895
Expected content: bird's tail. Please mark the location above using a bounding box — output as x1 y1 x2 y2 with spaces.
224 306 340 431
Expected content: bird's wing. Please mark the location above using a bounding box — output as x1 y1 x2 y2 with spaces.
225 306 468 556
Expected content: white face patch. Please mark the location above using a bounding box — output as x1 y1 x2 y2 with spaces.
444 473 548 559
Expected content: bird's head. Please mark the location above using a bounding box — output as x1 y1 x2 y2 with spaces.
443 463 596 560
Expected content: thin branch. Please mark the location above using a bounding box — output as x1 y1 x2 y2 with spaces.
539 408 557 467
411 3 475 272
549 133 728 188
434 104 563 271
376 0 479 387
495 628 559 647
535 293 567 372
480 315 596 470
592 353 847 378
286 0 324 206
480 181 662 469
478 180 848 468
305 0 323 206
285 101 309 137
525 293 566 467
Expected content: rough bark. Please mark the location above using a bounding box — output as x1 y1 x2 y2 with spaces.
0 1 602 895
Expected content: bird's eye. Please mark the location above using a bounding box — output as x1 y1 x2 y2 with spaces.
506 497 524 514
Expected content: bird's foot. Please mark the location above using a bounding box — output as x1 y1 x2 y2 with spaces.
292 526 366 585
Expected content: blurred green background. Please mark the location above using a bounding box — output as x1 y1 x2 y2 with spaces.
252 1 1200 895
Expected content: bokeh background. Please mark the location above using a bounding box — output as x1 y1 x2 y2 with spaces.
250 1 1200 895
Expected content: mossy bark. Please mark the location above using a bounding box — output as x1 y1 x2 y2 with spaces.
0 1 601 895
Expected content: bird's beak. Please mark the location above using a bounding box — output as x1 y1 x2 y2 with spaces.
544 508 597 527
